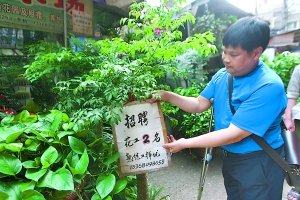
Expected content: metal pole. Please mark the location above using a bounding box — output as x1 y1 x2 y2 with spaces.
63 0 67 48
197 107 214 200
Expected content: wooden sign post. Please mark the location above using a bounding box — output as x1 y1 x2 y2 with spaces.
113 101 169 199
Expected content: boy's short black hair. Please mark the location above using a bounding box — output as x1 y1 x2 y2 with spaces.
222 16 270 52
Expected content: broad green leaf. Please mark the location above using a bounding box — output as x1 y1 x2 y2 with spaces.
96 174 116 199
104 152 119 166
26 121 51 133
0 154 22 175
23 161 39 169
0 181 34 200
0 191 8 200
6 130 25 143
91 193 101 200
62 122 74 131
4 143 23 152
0 182 21 200
41 146 58 168
68 136 86 154
15 110 37 123
0 115 14 125
61 113 70 122
24 139 41 152
74 149 89 175
39 130 56 138
50 111 62 132
25 168 47 182
20 181 35 192
37 168 74 191
22 190 45 200
57 131 74 139
66 151 79 168
0 144 4 152
0 125 25 142
113 179 127 194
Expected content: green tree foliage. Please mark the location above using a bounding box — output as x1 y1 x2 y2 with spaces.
0 110 133 199
192 11 237 52
24 0 216 129
17 0 217 199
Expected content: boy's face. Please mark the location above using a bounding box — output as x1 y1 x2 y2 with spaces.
222 45 262 76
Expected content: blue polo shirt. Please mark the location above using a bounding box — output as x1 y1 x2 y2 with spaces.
201 61 287 153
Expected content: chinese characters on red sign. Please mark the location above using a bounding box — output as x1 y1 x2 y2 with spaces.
113 102 169 176
20 0 84 12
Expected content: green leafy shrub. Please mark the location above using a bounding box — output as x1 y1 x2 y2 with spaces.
263 52 300 89
24 0 216 131
162 83 214 138
0 110 135 199
21 0 217 198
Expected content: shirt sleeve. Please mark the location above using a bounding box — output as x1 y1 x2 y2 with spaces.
287 65 300 99
201 68 226 99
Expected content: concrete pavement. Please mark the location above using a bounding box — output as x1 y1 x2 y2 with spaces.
148 148 291 200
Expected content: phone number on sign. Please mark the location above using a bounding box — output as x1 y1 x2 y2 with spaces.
129 159 165 170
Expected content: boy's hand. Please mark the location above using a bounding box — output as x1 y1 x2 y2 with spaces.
149 90 164 103
163 135 186 153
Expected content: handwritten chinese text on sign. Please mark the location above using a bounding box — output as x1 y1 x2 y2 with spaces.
113 101 169 176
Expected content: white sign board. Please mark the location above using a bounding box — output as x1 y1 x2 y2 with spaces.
113 101 169 176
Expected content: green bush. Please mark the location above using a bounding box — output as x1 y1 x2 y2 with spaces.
0 110 135 199
161 83 214 138
20 0 217 199
263 52 300 89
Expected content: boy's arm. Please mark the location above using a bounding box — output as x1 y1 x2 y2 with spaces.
163 124 251 153
158 90 211 113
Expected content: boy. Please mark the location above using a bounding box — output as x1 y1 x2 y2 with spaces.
155 16 287 200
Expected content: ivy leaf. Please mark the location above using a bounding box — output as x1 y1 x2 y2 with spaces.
0 182 21 199
22 190 46 200
3 143 23 153
96 174 116 199
113 178 127 195
57 131 74 139
0 125 25 143
91 193 101 200
0 181 35 199
74 149 89 175
0 153 22 175
37 168 74 191
41 146 58 168
50 110 62 132
0 191 8 200
23 160 39 169
15 110 37 123
25 168 47 182
104 152 119 166
68 136 86 154
24 139 41 152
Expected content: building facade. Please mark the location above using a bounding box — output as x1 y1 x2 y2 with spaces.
256 0 300 34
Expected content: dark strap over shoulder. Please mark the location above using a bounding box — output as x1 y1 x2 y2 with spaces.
228 74 235 115
227 74 290 172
